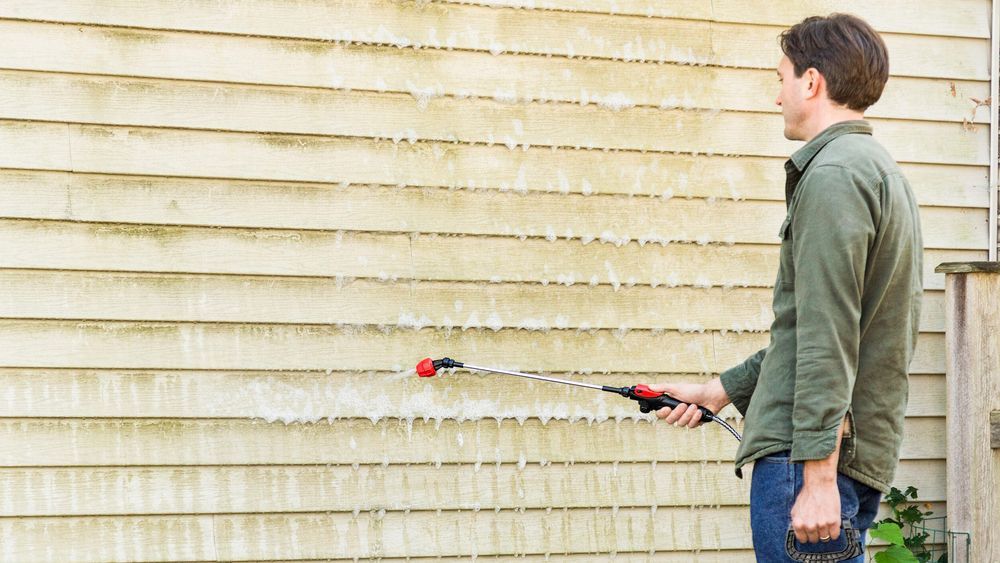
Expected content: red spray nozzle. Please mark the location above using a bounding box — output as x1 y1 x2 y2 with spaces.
416 358 437 377
416 357 464 377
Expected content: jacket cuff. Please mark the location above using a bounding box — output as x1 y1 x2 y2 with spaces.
719 364 754 417
790 425 841 461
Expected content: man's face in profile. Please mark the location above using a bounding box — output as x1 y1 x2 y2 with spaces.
775 55 807 141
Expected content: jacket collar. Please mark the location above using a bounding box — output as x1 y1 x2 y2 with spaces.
789 119 873 172
783 120 872 205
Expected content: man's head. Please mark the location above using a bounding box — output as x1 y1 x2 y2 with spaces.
775 14 889 141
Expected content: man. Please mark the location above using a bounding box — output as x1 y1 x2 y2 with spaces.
647 14 923 562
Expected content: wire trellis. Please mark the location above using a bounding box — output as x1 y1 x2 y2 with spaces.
874 516 971 563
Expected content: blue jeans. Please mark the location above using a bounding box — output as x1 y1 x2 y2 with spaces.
750 450 882 562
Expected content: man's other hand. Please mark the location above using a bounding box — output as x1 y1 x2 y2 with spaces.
791 478 842 543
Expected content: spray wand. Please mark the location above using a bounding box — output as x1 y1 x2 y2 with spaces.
416 357 741 442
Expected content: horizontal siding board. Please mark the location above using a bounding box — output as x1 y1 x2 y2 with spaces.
0 320 945 374
0 508 945 561
0 1 987 79
0 508 752 560
1 124 990 209
0 370 947 420
0 20 989 124
0 318 714 372
0 459 945 517
0 71 990 166
0 121 69 170
0 507 942 562
0 170 988 250
0 217 767 284
0 515 216 563
444 0 992 38
716 0 990 37
9 463 758 516
216 501 943 559
422 239 980 293
0 219 982 291
0 270 783 330
718 22 988 79
0 417 945 466
0 269 948 333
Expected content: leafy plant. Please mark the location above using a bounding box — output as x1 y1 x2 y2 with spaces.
868 486 945 563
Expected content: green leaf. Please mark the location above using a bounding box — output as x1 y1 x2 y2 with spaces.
885 487 906 507
869 522 906 546
875 516 904 531
906 531 929 550
874 545 921 563
899 506 924 524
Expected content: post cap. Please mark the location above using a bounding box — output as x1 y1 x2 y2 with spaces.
934 262 1000 274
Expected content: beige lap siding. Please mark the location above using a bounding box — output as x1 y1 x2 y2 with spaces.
0 0 990 560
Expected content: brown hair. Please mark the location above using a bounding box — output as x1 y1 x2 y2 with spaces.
779 14 889 111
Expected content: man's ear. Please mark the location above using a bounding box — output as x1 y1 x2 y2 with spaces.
802 67 823 100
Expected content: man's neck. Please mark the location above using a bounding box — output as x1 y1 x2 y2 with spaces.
800 107 866 142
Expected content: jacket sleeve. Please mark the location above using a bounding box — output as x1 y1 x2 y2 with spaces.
719 347 766 416
789 164 878 462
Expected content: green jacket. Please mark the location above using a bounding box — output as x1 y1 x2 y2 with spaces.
719 120 923 493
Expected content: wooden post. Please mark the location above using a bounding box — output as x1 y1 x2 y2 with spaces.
935 262 1000 562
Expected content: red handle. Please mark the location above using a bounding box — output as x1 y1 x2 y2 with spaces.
632 384 663 399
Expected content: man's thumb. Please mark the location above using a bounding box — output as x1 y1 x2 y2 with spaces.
645 383 676 396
